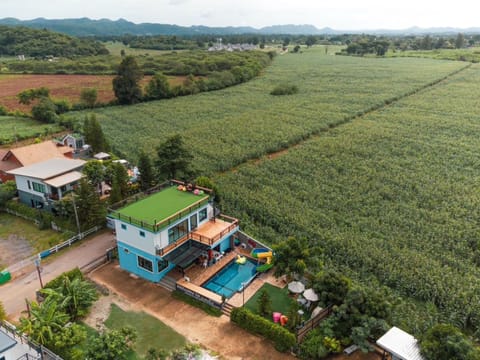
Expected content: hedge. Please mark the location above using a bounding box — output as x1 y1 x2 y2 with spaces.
230 307 296 352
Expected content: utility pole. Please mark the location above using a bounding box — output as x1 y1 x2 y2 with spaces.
71 194 81 238
34 258 43 289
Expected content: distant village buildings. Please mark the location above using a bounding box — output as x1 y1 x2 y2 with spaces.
208 43 257 52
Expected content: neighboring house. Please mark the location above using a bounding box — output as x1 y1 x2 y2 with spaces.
109 181 240 283
7 158 85 211
0 141 73 183
208 43 257 51
1 321 58 360
59 133 91 158
377 326 425 360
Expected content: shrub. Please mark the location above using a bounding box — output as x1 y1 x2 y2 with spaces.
298 330 329 360
31 97 58 123
270 83 299 96
0 301 6 321
230 307 296 352
0 105 7 115
44 268 83 289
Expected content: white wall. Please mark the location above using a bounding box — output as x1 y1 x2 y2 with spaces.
14 175 45 197
115 220 159 255
114 202 214 255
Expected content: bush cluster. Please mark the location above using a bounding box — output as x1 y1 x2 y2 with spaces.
270 83 299 96
230 307 296 352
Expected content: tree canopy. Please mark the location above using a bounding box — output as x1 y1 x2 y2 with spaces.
112 56 143 105
155 134 193 180
83 114 110 153
0 25 108 57
420 324 480 360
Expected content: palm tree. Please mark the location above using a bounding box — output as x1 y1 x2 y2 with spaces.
42 276 97 321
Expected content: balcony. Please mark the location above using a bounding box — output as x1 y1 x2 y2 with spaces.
156 214 239 257
190 214 239 246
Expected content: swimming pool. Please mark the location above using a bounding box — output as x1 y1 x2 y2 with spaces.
203 258 258 298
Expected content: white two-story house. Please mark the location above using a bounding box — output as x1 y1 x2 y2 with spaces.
7 158 85 211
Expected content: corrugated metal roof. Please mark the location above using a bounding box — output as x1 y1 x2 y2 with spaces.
7 158 85 180
377 327 424 360
44 171 84 187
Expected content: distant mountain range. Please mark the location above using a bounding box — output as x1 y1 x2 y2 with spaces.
1 17 480 36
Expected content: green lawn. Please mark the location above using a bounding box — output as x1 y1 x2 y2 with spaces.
115 186 208 224
0 213 68 255
245 283 296 318
105 304 186 359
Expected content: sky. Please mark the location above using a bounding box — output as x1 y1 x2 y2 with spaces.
1 0 480 30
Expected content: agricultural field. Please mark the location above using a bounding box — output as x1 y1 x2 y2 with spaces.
215 63 480 334
104 41 181 57
0 74 153 112
0 115 62 144
64 47 480 335
66 46 465 173
388 47 480 62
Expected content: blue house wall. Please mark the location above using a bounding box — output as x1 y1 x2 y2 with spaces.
117 241 175 282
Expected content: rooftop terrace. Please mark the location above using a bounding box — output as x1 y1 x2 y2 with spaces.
110 184 210 232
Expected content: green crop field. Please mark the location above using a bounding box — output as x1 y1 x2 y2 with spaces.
104 41 183 57
215 63 480 334
0 116 61 144
65 47 480 335
388 47 480 63
66 47 465 175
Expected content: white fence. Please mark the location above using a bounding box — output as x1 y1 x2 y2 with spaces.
5 226 102 278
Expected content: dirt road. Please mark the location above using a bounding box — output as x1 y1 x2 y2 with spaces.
90 263 295 360
0 230 116 320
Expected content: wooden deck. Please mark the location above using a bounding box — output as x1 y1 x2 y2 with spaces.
176 278 223 304
190 218 239 246
184 251 237 285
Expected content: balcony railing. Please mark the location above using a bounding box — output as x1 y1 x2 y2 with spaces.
156 214 239 257
108 180 213 233
190 215 239 246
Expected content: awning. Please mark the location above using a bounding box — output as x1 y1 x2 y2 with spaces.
0 330 17 354
376 327 424 360
44 171 84 188
163 240 210 269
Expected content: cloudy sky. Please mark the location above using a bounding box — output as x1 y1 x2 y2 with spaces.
1 0 479 30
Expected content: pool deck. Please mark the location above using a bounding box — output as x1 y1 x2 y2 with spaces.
171 248 285 308
227 270 287 308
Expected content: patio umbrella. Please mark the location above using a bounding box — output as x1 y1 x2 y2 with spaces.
303 288 319 302
287 281 305 294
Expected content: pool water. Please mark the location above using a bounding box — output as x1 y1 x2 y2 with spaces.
203 258 257 298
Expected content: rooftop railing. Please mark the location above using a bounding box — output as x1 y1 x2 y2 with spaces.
108 180 213 233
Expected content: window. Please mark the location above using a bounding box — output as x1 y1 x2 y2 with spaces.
190 214 198 231
158 259 169 272
27 180 31 190
139 231 145 237
199 208 207 222
60 185 67 192
138 256 153 272
121 224 127 230
32 182 45 193
168 219 188 244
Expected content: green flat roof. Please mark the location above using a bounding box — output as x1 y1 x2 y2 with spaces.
116 186 209 225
